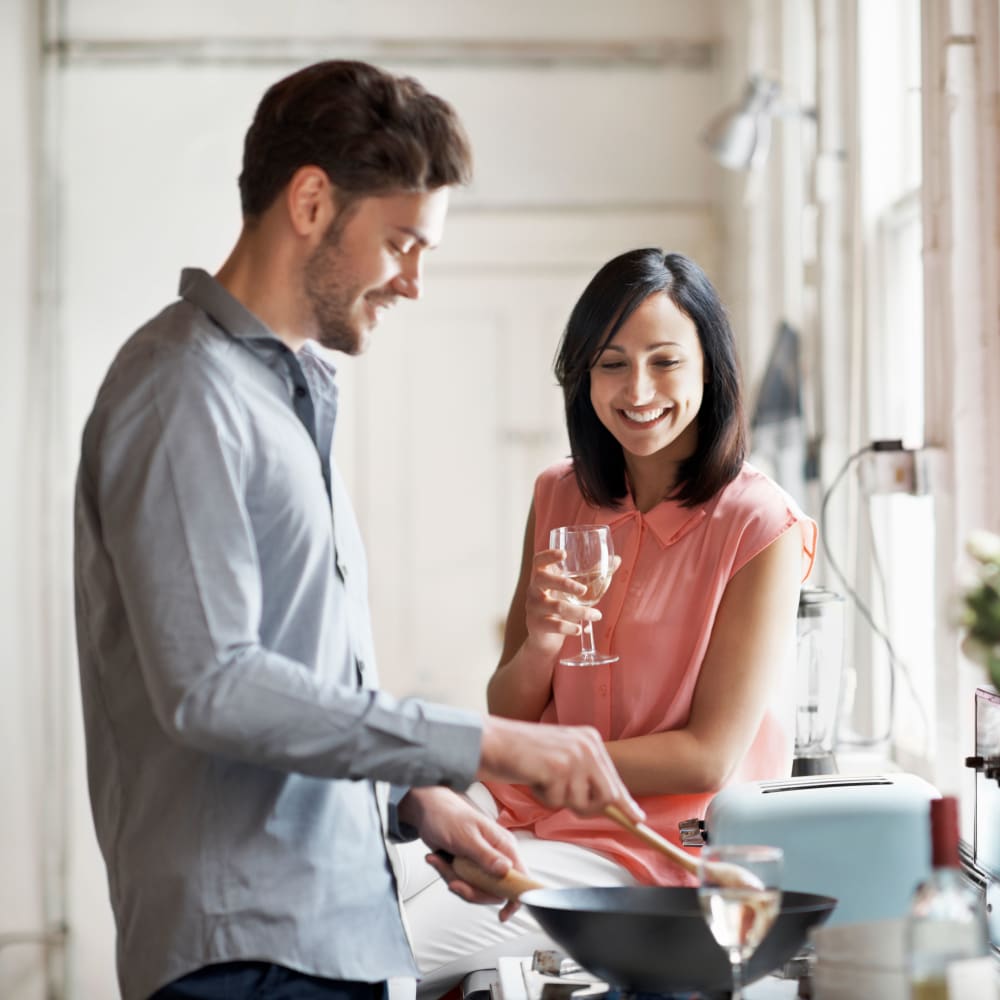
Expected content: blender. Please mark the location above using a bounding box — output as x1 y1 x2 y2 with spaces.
792 587 845 776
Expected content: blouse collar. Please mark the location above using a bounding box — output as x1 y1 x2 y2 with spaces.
581 485 708 549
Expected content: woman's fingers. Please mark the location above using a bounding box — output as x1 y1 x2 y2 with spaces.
524 543 611 642
531 549 587 596
532 606 599 633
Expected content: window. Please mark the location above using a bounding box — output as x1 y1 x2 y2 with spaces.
834 0 933 770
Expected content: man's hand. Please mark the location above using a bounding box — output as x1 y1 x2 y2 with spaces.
476 716 644 822
396 786 523 920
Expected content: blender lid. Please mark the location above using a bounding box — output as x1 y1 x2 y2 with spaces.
798 586 845 617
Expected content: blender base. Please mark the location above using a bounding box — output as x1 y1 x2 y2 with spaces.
791 753 838 776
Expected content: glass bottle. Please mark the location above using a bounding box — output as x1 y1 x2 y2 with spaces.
906 796 990 1000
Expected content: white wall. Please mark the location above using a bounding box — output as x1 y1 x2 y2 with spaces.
0 2 66 999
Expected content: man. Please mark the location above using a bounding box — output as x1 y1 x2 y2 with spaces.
74 60 639 1000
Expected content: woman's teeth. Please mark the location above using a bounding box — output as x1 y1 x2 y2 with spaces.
622 407 666 423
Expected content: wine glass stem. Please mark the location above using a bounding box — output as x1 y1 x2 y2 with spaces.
730 957 744 1000
579 619 598 659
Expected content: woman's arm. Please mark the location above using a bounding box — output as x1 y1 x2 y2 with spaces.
606 526 803 796
486 502 599 720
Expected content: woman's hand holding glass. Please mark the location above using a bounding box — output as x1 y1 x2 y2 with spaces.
539 525 619 666
520 552 596 660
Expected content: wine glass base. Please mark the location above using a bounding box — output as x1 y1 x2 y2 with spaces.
559 652 619 666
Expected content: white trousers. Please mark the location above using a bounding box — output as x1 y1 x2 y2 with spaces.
388 784 640 1000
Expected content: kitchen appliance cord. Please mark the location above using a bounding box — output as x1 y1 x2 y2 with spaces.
819 443 930 751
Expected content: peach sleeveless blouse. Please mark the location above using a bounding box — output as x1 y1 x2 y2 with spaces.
486 459 817 886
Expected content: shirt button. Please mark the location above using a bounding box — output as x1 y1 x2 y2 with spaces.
599 684 608 696
294 385 307 398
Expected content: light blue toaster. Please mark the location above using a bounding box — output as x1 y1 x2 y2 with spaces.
693 773 940 926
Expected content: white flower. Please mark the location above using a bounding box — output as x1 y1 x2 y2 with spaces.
966 529 1000 566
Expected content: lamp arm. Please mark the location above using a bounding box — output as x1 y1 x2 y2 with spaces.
772 103 817 121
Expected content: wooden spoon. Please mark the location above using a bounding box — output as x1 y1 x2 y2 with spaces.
446 853 545 900
603 805 764 890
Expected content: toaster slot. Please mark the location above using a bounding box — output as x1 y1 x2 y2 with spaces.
759 775 893 793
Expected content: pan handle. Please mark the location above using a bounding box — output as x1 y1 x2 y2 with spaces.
442 853 546 901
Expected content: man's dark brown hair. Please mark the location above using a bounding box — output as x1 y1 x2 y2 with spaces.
239 60 473 219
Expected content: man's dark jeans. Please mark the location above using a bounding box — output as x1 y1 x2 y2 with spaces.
149 962 388 1000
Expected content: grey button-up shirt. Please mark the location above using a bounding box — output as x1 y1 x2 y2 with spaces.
74 269 483 1000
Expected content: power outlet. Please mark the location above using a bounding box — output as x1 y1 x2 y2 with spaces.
859 443 920 495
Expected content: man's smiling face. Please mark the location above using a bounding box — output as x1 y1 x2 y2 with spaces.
304 187 450 355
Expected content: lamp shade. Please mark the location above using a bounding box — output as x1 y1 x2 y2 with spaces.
702 75 781 171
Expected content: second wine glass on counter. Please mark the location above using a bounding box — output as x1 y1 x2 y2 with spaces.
549 524 618 666
698 844 783 1000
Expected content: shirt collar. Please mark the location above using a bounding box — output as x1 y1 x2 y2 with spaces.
177 267 339 384
593 485 708 548
179 267 277 344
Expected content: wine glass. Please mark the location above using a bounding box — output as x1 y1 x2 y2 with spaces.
698 844 783 1000
549 524 618 666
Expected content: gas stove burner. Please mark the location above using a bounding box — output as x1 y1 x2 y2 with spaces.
531 949 588 978
486 952 801 1000
608 993 726 1000
537 985 607 1000
538 986 726 1000
526 952 731 1000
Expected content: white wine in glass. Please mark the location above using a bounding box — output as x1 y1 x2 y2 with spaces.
564 567 613 606
549 524 618 666
698 845 783 1000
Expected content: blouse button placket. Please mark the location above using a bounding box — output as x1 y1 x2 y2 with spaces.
605 514 642 651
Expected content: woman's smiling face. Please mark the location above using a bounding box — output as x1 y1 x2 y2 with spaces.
589 291 705 464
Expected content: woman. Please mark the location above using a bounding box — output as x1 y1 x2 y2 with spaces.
397 249 816 996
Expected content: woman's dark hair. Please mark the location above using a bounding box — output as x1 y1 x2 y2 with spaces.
239 60 473 219
554 248 746 509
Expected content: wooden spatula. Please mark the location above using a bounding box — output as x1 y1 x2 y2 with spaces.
603 805 763 890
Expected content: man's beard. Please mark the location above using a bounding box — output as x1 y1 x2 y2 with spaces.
303 216 369 355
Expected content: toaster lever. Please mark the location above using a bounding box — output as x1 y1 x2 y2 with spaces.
967 754 1000 784
678 818 707 847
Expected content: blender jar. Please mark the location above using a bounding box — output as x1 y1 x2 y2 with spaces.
792 587 846 776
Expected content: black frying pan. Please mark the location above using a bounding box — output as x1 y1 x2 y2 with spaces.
520 885 834 994
451 858 836 994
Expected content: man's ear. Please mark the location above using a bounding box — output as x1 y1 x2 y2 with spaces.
286 166 333 238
